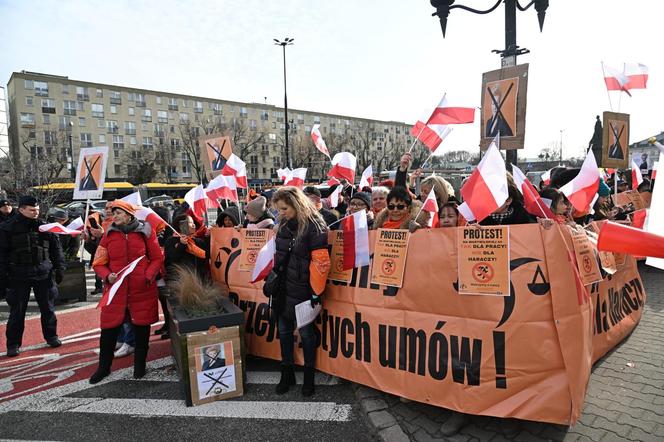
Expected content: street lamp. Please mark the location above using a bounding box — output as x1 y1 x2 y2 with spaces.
274 37 294 169
559 129 563 166
67 121 75 179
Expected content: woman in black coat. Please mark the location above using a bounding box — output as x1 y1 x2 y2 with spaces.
271 186 330 397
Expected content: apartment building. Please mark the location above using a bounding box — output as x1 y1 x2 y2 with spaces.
6 71 413 185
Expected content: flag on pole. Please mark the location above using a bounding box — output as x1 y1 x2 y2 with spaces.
250 238 276 283
328 152 356 183
603 62 649 96
342 210 370 270
512 165 556 219
277 168 291 182
560 151 600 213
410 122 452 152
421 94 476 125
121 192 142 206
39 222 82 236
135 206 167 232
98 256 146 308
632 160 644 190
284 168 307 188
328 184 343 208
66 217 84 231
311 124 331 159
359 165 373 189
459 137 508 223
221 153 248 188
327 176 341 187
541 168 553 186
206 174 239 201
421 188 439 227
184 184 208 219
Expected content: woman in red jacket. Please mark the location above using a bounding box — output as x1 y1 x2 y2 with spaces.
90 200 164 384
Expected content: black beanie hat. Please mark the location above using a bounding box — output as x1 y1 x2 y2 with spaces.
18 195 38 207
350 192 372 209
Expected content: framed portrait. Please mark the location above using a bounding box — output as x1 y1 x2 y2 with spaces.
480 64 529 150
200 134 233 180
601 112 630 169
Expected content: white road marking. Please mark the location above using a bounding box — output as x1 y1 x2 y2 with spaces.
137 370 340 385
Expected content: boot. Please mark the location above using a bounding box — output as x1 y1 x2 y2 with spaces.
89 328 117 384
133 348 147 379
275 364 296 394
302 366 315 397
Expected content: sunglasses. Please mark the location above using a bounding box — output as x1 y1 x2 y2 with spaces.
387 204 408 210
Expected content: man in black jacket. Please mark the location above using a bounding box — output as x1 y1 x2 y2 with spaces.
0 196 65 357
0 199 15 225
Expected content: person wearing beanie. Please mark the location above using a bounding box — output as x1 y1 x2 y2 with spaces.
0 199 15 225
216 205 240 228
244 196 275 229
303 186 338 227
0 195 65 357
348 192 374 228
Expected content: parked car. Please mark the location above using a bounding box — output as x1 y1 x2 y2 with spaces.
143 194 175 210
59 200 107 219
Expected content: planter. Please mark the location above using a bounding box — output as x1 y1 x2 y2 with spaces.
56 260 87 303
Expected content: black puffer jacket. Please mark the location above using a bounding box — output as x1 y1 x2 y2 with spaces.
479 203 535 226
164 235 210 281
274 217 328 320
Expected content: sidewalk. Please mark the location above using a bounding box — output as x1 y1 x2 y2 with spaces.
357 262 664 442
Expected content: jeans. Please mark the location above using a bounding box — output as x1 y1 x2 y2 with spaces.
278 315 316 368
116 320 135 347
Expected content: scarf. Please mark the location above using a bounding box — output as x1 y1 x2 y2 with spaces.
383 214 408 229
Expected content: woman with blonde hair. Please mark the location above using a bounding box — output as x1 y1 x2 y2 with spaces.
270 186 330 396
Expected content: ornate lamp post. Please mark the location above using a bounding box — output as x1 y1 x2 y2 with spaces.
274 37 294 169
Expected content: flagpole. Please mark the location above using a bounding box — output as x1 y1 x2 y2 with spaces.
327 212 353 229
601 62 613 112
79 198 91 262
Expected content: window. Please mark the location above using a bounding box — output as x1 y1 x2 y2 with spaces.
171 139 180 149
142 122 149 131
114 165 121 174
274 110 284 122
156 96 162 105
135 93 146 107
110 90 121 104
212 103 222 115
240 107 248 117
127 92 136 101
63 100 77 116
168 98 178 110
91 103 104 118
130 136 137 145
260 110 268 121
80 133 93 147
181 99 189 108
313 115 320 124
28 129 36 139
268 133 277 142
77 101 85 111
106 120 119 133
297 114 304 124
110 105 117 115
272 122 276 129
43 114 50 125
44 130 57 146
194 101 203 113
76 86 89 101
58 116 72 129
25 96 34 106
79 117 86 127
20 113 35 126
97 119 105 129
62 84 69 94
124 121 136 135
142 137 153 149
113 150 120 159
99 134 106 144
154 124 165 136
96 89 103 98
24 80 34 90
142 108 152 122
128 107 135 116
304 125 311 133
112 135 124 149
157 110 168 123
250 119 257 130
34 81 48 97
179 112 189 123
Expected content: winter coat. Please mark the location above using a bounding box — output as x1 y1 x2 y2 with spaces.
0 209 15 225
93 220 164 329
479 203 535 226
274 217 328 320
164 235 210 281
244 211 275 230
373 200 427 230
217 207 240 227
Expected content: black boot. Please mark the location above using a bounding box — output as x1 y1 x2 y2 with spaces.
302 366 315 397
133 325 150 379
275 364 296 394
90 327 118 384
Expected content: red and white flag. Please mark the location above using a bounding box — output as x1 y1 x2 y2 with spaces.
342 210 370 270
512 165 556 219
184 184 208 219
421 188 439 227
632 160 644 190
540 168 553 187
250 237 276 283
560 151 600 213
459 138 508 223
359 164 373 189
206 174 239 202
327 176 341 186
328 184 343 209
66 217 84 231
221 153 248 188
603 62 649 96
328 152 356 183
39 222 82 236
277 168 291 182
135 206 167 232
422 94 476 125
98 255 145 308
311 124 331 159
410 122 452 152
284 168 307 188
121 192 142 206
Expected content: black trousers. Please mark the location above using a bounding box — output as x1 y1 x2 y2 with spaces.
6 278 57 348
98 323 151 370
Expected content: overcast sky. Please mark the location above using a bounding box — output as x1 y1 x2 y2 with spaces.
1 0 661 161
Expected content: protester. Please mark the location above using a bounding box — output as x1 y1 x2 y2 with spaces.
348 192 374 228
303 186 338 227
216 206 240 228
47 207 81 260
271 186 330 396
371 187 389 216
439 202 460 227
373 187 427 230
0 196 65 357
617 179 628 193
243 196 275 229
539 188 573 224
83 203 108 295
165 213 210 281
0 199 15 224
479 174 535 226
637 178 652 208
89 200 164 383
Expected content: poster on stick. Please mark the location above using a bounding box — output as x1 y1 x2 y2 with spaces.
238 229 270 272
73 146 108 200
458 226 510 296
601 111 630 169
370 229 410 287
200 134 233 180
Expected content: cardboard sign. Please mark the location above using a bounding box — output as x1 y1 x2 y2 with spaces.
585 226 617 275
612 190 644 210
187 325 243 406
73 146 109 200
458 226 510 296
201 135 233 179
601 111 630 169
569 226 603 285
328 231 352 283
238 229 270 272
370 229 410 288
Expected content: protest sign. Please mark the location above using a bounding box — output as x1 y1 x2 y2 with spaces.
569 226 603 285
370 229 410 287
458 226 510 296
328 231 352 283
73 146 108 200
238 229 270 272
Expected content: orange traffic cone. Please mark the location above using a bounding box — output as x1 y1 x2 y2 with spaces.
598 221 664 258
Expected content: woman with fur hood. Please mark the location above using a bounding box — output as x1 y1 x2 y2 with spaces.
373 187 428 230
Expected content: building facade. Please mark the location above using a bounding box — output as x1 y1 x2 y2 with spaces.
6 71 414 186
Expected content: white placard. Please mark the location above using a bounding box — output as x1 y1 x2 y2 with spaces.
73 146 109 200
295 299 322 329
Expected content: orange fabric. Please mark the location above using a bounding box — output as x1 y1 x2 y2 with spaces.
92 245 109 267
185 237 207 259
383 215 407 229
309 248 330 295
109 200 137 216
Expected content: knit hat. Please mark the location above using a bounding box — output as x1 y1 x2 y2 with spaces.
303 186 321 198
598 178 611 197
246 196 267 219
109 199 137 216
0 199 10 208
350 192 371 209
18 195 38 207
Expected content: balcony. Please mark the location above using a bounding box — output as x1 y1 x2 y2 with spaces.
213 109 223 116
194 107 203 113
35 90 49 97
42 107 56 114
110 97 122 105
92 112 104 119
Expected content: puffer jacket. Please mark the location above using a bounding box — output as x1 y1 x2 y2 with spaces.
274 217 328 320
372 200 427 229
93 220 164 329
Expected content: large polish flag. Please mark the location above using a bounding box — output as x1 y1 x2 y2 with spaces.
284 168 307 188
512 165 556 219
311 124 331 159
423 94 475 125
39 222 82 236
327 176 341 187
410 122 452 152
342 210 370 270
421 188 439 227
206 174 239 202
459 139 508 223
221 154 248 188
560 151 600 213
328 184 343 209
277 168 291 182
632 161 644 190
66 217 84 231
359 164 373 189
603 62 648 95
328 152 356 183
120 192 167 231
184 185 208 219
250 237 276 283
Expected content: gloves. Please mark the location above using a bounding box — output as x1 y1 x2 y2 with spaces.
310 294 321 308
55 269 64 284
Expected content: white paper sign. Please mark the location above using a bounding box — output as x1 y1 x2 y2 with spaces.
295 300 322 329
73 146 109 200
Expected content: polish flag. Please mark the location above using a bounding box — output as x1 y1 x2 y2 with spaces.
359 165 373 189
121 192 142 206
513 165 556 219
328 152 356 183
560 151 600 213
342 210 370 270
541 168 553 186
328 184 343 209
632 160 644 190
221 154 248 188
98 256 145 308
39 222 82 236
135 206 167 232
421 188 439 227
184 185 208 219
250 237 276 283
206 174 239 202
311 124 331 159
284 168 307 188
277 168 291 182
632 209 648 230
327 176 341 187
410 122 452 152
423 94 476 125
459 138 508 223
603 62 648 96
66 217 84 231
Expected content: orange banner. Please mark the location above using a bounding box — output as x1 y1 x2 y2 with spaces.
209 225 645 425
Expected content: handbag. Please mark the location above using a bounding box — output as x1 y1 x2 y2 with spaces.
263 239 295 320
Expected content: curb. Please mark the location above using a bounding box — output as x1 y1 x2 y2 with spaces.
353 384 410 442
